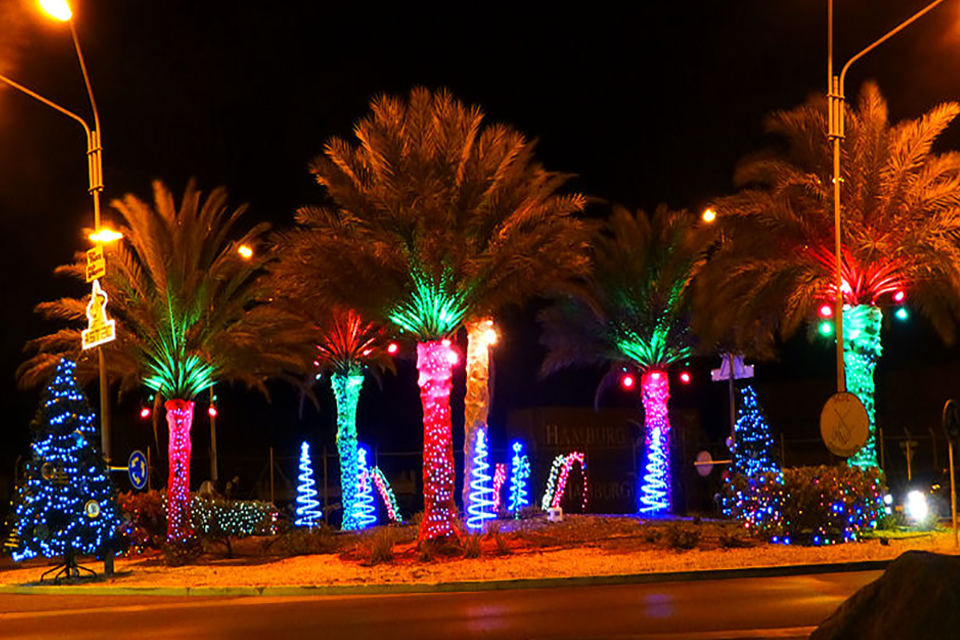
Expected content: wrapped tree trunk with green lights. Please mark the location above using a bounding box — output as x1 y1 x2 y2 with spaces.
331 371 364 530
843 304 882 468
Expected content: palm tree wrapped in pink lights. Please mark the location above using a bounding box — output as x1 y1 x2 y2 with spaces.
540 206 713 515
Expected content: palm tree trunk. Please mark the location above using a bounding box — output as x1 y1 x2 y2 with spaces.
417 340 458 540
843 304 882 469
638 371 672 515
462 318 493 512
164 399 195 542
331 371 364 531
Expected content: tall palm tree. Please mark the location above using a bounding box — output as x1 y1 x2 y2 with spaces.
282 87 587 540
540 205 713 515
19 180 310 542
699 83 960 468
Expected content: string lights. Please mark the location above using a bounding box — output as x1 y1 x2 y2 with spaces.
9 359 122 563
355 445 378 528
540 452 587 511
730 385 779 477
463 318 496 511
370 466 403 523
294 442 322 528
331 372 364 530
417 341 459 540
508 441 530 517
165 400 195 541
638 371 671 515
466 430 496 531
492 463 507 513
843 305 882 468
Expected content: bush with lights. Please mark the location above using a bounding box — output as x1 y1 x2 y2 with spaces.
720 465 885 545
7 359 122 566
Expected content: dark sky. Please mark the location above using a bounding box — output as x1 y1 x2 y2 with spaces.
3 0 960 491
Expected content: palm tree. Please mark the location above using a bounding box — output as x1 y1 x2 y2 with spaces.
19 180 310 542
699 83 960 468
281 87 588 540
540 205 713 515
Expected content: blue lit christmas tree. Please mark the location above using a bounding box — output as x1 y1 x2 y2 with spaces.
294 442 322 527
730 385 779 477
354 445 377 528
8 359 121 577
507 441 530 517
466 429 496 530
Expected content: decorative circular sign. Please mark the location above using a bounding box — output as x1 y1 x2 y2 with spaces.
84 500 101 519
820 392 869 457
695 450 714 477
127 450 148 490
943 400 960 441
41 462 55 481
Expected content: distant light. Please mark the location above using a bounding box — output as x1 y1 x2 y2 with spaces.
89 228 123 243
39 0 72 21
679 371 691 384
238 245 253 259
895 307 909 321
483 327 499 346
883 493 893 506
386 343 399 355
905 490 928 523
701 208 717 223
893 290 906 303
819 320 834 336
621 374 635 390
208 406 218 418
819 304 833 318
139 407 151 419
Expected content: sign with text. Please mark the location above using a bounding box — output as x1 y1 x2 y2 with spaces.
81 280 116 350
85 245 105 283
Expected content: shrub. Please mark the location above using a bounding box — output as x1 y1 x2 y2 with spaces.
272 524 339 557
118 490 166 553
463 532 482 558
364 528 395 565
666 525 700 550
487 521 512 556
719 465 885 545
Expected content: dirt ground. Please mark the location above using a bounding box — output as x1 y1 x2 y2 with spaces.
2 515 958 589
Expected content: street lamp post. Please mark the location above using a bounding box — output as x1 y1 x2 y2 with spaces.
826 0 950 394
0 1 113 460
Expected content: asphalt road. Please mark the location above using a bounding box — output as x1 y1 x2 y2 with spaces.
0 570 880 640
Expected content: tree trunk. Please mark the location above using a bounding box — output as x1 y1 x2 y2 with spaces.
638 370 672 515
462 318 494 512
843 304 882 469
331 371 364 531
165 399 195 542
417 340 458 540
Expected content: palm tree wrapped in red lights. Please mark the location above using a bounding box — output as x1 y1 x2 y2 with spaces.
280 88 588 540
540 206 713 515
700 83 960 468
20 181 311 542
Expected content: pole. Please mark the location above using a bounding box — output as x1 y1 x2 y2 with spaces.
727 353 737 444
209 386 218 483
949 439 958 548
147 447 152 491
269 446 275 505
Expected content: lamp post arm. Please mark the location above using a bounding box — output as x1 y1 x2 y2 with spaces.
839 0 949 92
69 20 101 136
0 72 92 140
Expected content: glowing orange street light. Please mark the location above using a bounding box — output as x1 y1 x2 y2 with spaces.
39 0 71 21
238 244 254 259
702 208 717 223
89 228 123 243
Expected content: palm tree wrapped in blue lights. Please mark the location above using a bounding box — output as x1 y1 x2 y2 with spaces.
540 206 713 515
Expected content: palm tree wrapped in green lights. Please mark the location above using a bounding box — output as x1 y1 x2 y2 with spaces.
279 87 587 540
540 206 713 515
20 181 310 542
700 83 960 468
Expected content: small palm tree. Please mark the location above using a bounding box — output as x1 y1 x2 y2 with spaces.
699 83 960 468
540 205 713 514
281 87 587 539
19 180 310 542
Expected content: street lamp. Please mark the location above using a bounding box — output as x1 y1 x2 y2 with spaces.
0 0 114 459
827 0 951 394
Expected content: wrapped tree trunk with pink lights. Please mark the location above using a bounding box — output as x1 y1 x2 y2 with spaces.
418 341 459 539
164 400 195 541
639 371 671 514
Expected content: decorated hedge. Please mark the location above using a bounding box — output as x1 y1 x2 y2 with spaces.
719 465 885 545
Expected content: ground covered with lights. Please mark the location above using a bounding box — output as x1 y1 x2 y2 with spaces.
1 515 958 589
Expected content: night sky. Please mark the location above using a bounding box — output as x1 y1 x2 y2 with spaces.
3 0 960 496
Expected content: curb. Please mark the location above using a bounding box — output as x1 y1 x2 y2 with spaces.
0 559 891 598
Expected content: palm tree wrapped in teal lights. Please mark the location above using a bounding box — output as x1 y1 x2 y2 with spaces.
20 181 311 542
701 84 960 468
540 206 712 515
278 88 587 540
